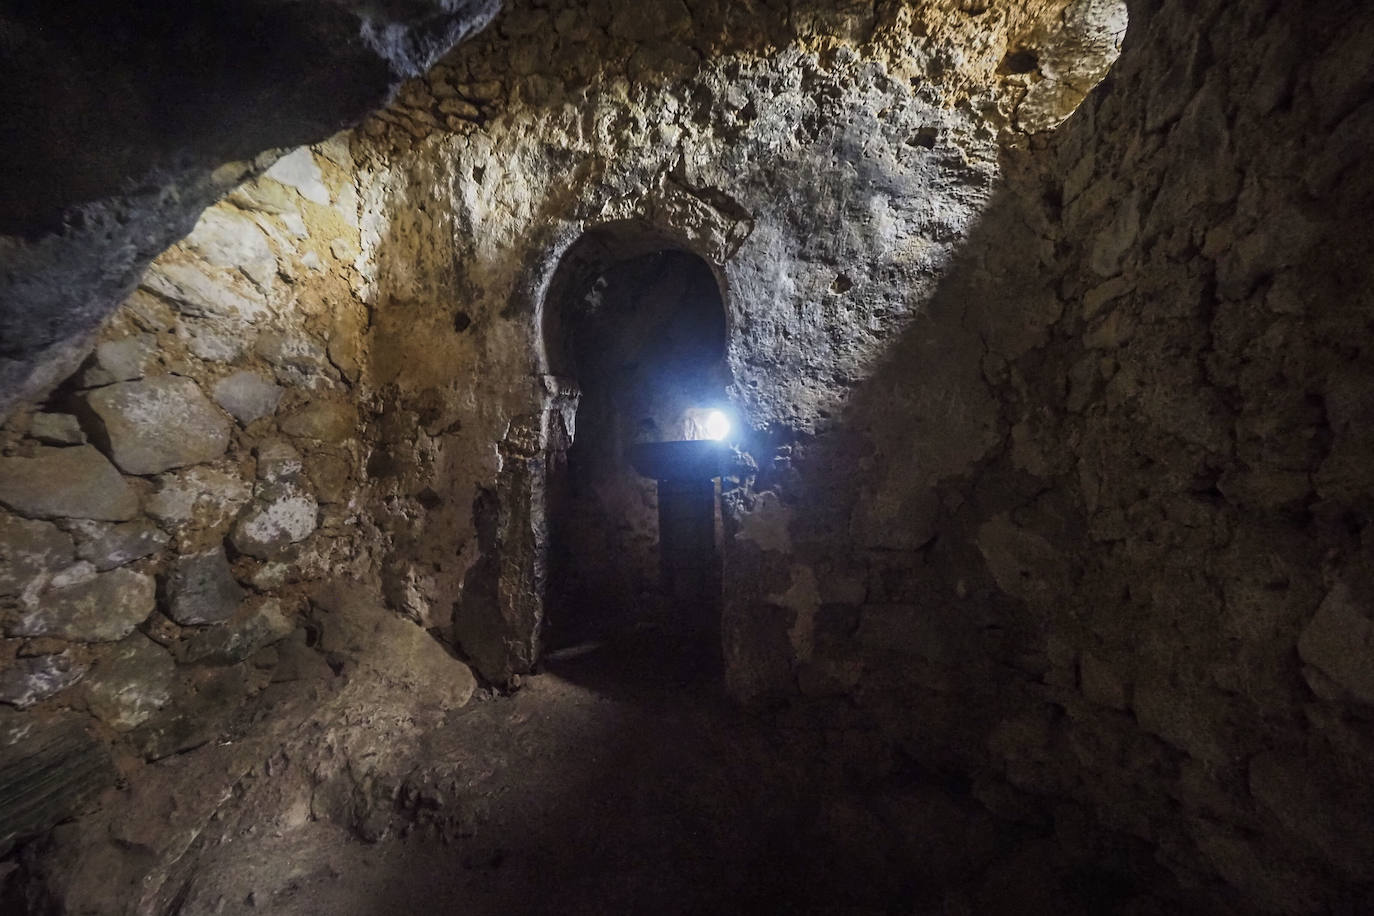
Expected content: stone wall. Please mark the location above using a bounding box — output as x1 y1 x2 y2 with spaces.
352 0 1373 910
4 0 1370 910
351 0 1124 682
0 136 429 855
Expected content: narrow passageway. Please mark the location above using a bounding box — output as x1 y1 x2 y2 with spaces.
163 620 1196 916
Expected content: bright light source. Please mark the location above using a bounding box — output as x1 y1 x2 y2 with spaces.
703 409 731 441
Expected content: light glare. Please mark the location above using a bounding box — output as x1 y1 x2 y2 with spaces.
704 409 730 441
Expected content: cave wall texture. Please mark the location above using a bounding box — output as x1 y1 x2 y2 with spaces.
2 0 1374 912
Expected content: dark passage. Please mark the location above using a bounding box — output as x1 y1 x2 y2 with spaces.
544 242 729 668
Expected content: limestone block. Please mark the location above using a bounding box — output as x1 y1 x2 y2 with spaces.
165 547 246 626
145 464 253 535
0 515 74 596
976 515 1069 606
28 413 85 445
255 332 331 380
0 446 138 521
81 634 177 731
77 334 155 387
184 208 278 294
278 398 357 442
141 261 268 324
0 653 87 708
255 438 304 483
84 376 232 475
9 568 155 642
263 148 330 205
212 371 283 425
71 519 169 571
315 583 476 710
230 484 319 559
1298 582 1374 705
181 597 295 665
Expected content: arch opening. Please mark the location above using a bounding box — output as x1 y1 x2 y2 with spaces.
541 227 730 671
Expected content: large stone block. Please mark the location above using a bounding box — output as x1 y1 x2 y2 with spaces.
9 567 156 642
82 634 177 731
0 514 74 596
84 376 232 475
181 597 295 664
212 370 282 425
0 652 87 708
71 518 169 571
165 547 246 626
0 446 138 521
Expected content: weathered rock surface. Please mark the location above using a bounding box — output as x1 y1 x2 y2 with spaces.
10 568 156 642
0 446 138 521
231 485 319 559
0 653 87 708
144 464 253 547
0 515 75 596
83 376 232 475
77 335 155 387
28 412 86 445
212 370 283 425
0 714 117 856
182 597 295 665
315 583 475 710
71 519 170 571
165 547 246 627
278 398 357 442
81 635 177 731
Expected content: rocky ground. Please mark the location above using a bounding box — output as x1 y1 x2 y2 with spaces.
10 605 1219 916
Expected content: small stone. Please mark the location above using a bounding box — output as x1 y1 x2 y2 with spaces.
182 597 295 665
0 515 74 596
72 519 169 571
305 451 352 503
230 484 318 559
0 653 87 708
82 634 176 730
28 413 86 446
254 331 330 378
212 371 283 425
263 148 330 205
278 399 356 442
84 376 233 475
255 439 304 483
0 446 138 521
165 547 246 626
9 568 155 642
145 464 252 531
78 335 155 387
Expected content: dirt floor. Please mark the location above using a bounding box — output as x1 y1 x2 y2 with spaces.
100 621 1203 916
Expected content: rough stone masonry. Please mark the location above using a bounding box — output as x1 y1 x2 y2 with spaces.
2 0 1374 913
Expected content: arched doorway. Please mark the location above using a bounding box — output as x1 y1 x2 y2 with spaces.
541 223 731 671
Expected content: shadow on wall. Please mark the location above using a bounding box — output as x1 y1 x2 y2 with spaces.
720 1 1374 912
